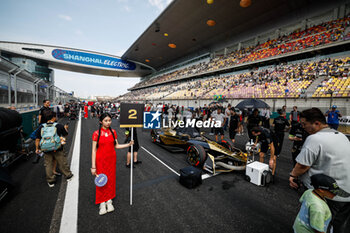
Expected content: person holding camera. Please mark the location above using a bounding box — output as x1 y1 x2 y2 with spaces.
289 122 309 166
251 126 276 176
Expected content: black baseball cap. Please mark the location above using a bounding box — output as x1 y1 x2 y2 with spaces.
311 174 350 198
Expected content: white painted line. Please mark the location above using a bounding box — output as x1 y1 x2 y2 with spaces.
141 146 180 176
201 173 219 180
59 112 81 233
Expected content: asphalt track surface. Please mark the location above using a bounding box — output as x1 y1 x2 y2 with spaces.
0 115 304 233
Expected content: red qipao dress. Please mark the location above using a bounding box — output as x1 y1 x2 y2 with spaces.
92 128 117 204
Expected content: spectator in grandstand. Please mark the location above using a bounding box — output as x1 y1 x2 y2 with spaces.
211 108 226 142
228 109 240 144
325 105 342 130
35 111 73 188
272 109 290 158
251 127 276 176
289 108 350 233
247 109 262 140
290 106 300 126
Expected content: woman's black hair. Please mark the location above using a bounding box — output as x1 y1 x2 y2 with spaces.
96 113 116 148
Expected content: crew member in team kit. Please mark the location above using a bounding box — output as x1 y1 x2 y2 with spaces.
251 127 276 175
228 108 240 144
247 109 262 140
272 109 290 157
91 113 134 215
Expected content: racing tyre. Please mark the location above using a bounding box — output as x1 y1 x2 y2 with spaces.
220 139 235 152
186 144 207 168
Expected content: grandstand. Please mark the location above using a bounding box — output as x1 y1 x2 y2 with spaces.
118 0 350 115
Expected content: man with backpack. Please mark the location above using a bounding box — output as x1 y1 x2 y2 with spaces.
35 111 73 187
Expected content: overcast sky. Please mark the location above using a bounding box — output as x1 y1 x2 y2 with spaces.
0 0 172 98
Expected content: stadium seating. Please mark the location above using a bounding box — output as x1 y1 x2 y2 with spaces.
119 56 350 101
131 15 350 89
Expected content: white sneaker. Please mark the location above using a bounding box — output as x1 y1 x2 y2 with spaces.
99 202 107 215
106 200 114 213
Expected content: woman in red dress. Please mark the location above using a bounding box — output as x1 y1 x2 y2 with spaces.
91 113 133 215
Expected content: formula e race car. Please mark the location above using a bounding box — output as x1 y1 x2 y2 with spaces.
150 127 247 174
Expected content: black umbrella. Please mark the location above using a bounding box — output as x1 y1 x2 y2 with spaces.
208 101 219 106
235 99 270 110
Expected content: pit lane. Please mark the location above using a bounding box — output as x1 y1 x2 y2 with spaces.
1 116 301 233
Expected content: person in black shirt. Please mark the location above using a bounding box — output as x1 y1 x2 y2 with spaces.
288 122 309 166
90 105 96 118
124 128 141 168
228 109 240 144
289 106 300 126
272 109 290 157
247 108 262 140
32 99 52 164
251 126 276 175
64 104 70 117
38 99 52 124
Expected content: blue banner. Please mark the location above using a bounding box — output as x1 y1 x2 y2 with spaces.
52 49 136 70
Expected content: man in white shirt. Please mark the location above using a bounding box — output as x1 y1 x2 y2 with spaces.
211 108 226 142
167 105 174 122
289 108 350 233
157 103 163 113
